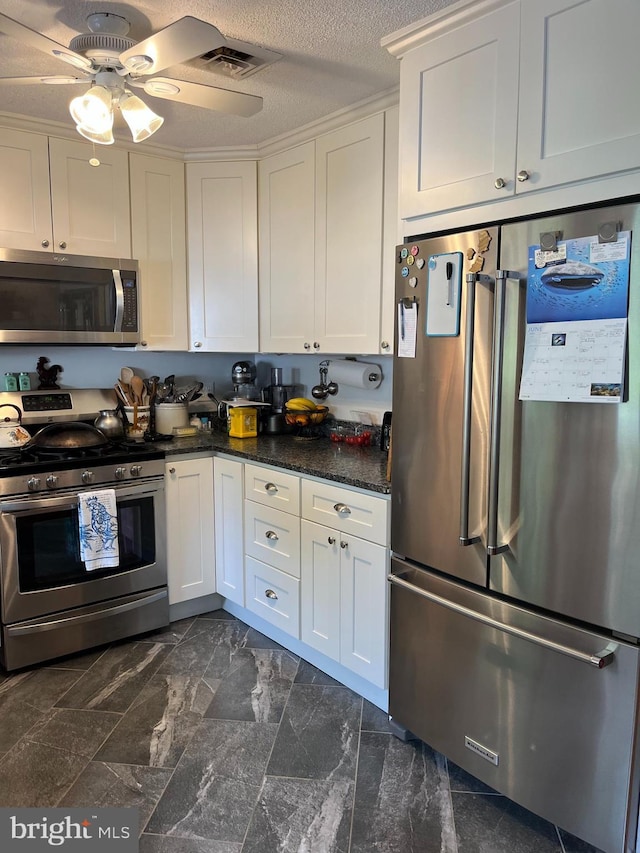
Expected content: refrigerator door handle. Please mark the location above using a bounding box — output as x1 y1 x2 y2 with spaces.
487 269 523 556
388 573 616 669
460 272 493 547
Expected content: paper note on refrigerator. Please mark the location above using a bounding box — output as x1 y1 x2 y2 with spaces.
519 233 631 403
397 301 417 358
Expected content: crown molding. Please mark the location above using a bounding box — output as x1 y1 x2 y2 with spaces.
381 0 509 57
0 85 399 163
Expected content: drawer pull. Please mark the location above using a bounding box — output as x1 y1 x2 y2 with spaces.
328 536 336 545
265 588 278 600
265 482 278 493
340 540 348 549
265 530 279 541
334 502 351 515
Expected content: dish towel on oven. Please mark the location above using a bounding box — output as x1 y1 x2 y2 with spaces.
78 489 120 570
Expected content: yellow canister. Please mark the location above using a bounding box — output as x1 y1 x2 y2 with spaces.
228 406 258 438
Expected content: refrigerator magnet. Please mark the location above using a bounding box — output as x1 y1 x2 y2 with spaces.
426 252 463 336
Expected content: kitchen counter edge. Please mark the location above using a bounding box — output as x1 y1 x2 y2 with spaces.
155 433 391 495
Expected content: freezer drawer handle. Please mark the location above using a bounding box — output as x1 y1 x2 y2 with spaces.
388 573 616 669
487 270 523 556
460 273 493 547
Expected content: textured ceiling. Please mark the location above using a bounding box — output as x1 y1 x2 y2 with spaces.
0 0 456 151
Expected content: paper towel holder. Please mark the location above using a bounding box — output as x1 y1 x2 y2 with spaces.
327 358 382 394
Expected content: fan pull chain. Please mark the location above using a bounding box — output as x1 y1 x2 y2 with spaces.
89 141 100 167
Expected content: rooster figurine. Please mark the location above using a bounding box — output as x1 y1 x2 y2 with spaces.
36 357 63 390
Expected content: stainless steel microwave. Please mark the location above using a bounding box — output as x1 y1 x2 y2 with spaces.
0 248 139 345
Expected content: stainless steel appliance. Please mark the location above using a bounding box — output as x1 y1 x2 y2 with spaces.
0 389 168 670
0 248 139 345
390 200 640 853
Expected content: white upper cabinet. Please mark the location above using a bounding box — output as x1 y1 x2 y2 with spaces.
258 142 316 353
314 114 384 354
48 137 131 257
396 1 520 218
130 153 188 351
516 0 640 194
0 128 52 252
258 113 390 355
0 130 131 256
186 160 259 352
390 0 640 220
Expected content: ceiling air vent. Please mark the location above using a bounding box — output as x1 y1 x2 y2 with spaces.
196 39 282 79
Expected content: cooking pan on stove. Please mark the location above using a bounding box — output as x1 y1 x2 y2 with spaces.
24 422 110 451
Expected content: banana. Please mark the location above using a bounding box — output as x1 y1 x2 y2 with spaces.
286 397 318 411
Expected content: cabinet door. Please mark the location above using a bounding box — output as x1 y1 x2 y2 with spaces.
48 137 131 257
314 114 384 354
259 142 315 352
379 106 399 356
398 2 519 217
0 128 52 251
186 160 258 351
340 533 388 688
214 457 244 606
517 0 640 193
130 153 188 350
300 519 341 660
165 458 215 604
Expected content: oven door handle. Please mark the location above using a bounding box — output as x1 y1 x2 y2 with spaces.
5 589 168 636
1 480 163 514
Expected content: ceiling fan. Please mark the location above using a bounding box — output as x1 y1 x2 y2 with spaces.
0 11 263 144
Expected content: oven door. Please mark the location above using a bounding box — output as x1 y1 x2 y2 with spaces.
0 479 166 624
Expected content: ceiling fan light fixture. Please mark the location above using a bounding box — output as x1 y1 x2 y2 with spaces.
75 122 115 145
119 92 164 142
69 85 113 133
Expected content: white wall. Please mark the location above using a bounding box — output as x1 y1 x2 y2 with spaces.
0 348 393 423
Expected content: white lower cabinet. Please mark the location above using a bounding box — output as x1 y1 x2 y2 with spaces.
214 457 244 606
301 519 388 688
165 457 215 604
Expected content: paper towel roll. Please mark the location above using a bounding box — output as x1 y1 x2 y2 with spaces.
329 359 382 390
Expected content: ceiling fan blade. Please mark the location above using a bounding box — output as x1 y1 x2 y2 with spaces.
0 75 89 86
140 77 263 117
119 16 226 75
0 12 92 71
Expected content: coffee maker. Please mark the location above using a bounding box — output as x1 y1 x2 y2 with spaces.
261 367 297 434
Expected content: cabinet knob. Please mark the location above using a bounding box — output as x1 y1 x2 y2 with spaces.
58 241 67 249
41 239 50 248
517 170 530 182
494 177 507 189
140 340 148 347
169 467 176 475
264 482 278 493
265 530 279 541
304 342 311 350
340 540 348 549
334 502 351 515
313 342 320 350
328 536 336 545
381 341 390 350
193 341 202 348
265 588 278 600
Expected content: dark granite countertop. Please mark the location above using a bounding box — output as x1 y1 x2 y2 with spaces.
155 432 391 495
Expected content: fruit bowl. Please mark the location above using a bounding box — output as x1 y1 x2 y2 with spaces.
284 404 329 427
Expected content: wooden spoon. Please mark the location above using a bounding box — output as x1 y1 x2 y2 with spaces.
130 375 145 405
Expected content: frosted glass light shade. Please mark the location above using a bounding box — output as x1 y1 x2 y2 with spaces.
75 123 115 145
69 85 113 133
119 92 164 142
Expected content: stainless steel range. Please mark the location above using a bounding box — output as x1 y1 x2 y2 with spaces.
0 389 168 670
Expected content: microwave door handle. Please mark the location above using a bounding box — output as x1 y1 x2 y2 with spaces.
113 269 124 332
487 270 523 556
460 273 493 547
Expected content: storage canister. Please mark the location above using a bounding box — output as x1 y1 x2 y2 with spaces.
155 402 189 435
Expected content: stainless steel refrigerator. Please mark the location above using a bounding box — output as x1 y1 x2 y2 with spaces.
390 199 640 853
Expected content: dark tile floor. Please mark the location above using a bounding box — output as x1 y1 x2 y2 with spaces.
0 610 601 853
